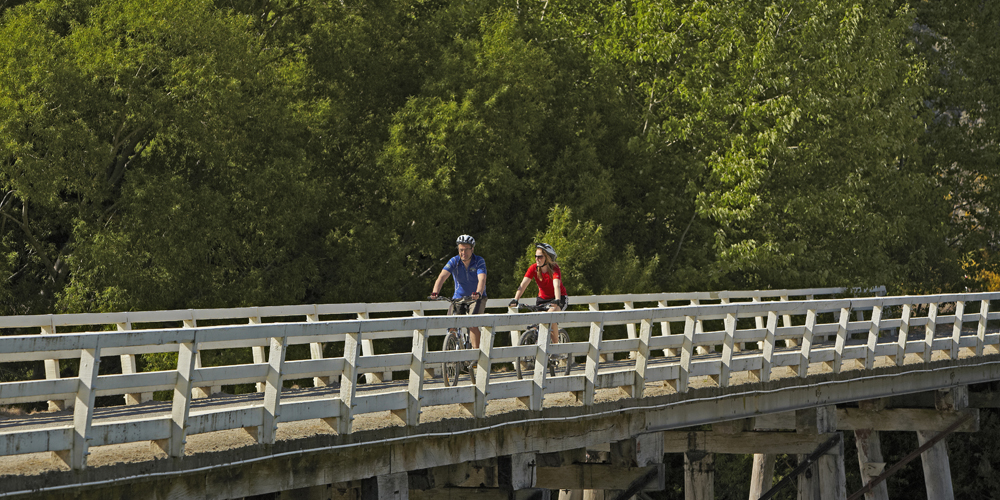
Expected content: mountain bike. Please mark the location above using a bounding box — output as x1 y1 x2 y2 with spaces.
510 302 572 379
431 296 479 387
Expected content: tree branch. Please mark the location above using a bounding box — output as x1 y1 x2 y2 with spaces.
107 124 150 186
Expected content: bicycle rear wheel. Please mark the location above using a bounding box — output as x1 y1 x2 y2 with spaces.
443 331 461 387
558 329 572 375
516 328 538 379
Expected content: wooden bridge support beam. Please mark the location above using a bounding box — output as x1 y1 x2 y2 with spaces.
684 451 714 500
917 386 966 500
854 399 889 500
796 406 845 500
749 454 775 500
361 472 408 500
499 452 538 493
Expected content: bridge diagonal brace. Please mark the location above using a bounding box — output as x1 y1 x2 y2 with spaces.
846 411 973 500
757 433 842 500
610 464 663 500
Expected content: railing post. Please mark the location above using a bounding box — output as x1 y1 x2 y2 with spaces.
752 296 765 351
720 297 739 353
797 309 816 378
923 302 938 363
510 303 522 348
306 313 331 388
829 307 850 374
473 325 495 418
583 315 604 406
338 331 360 434
865 302 883 370
625 301 637 360
41 323 71 411
63 342 100 470
691 299 709 355
589 302 609 362
167 340 197 458
413 309 435 380
187 318 219 398
951 301 964 360
717 310 737 387
261 334 287 444
358 311 390 383
117 320 151 405
630 318 652 398
405 324 428 426
757 311 777 383
528 323 551 411
781 295 797 348
895 304 912 367
976 299 990 357
250 316 267 393
658 300 678 357
678 315 695 393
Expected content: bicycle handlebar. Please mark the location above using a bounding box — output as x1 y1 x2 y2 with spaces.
430 295 480 305
510 302 553 312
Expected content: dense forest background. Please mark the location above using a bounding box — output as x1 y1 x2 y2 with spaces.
2 0 999 316
2 0 1000 498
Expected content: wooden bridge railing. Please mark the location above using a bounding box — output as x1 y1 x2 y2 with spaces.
7 287 965 471
0 287 879 402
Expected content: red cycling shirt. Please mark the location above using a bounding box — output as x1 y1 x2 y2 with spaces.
525 263 568 300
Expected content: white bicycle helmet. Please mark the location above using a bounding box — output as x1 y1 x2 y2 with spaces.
535 242 557 261
456 234 476 246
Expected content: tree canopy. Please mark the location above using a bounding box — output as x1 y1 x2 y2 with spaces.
2 0 998 317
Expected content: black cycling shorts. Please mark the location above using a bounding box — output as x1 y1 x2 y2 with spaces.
536 296 569 311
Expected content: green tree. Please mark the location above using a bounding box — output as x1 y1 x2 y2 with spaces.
0 0 324 313
594 0 952 292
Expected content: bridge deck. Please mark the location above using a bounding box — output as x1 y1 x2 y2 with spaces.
1 326 995 478
3 289 1000 498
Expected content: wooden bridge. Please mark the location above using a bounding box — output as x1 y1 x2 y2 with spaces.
1 287 999 500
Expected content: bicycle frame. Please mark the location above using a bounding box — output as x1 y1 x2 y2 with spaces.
510 302 573 379
431 296 479 387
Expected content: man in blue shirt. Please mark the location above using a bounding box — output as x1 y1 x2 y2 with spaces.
430 234 487 348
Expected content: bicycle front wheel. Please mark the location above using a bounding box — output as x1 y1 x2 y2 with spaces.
443 331 461 387
517 329 538 379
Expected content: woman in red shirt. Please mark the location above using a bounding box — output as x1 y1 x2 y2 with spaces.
509 243 567 344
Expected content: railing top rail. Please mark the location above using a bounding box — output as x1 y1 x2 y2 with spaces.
2 290 998 355
0 286 886 331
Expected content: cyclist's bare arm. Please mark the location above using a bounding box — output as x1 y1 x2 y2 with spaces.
476 272 486 297
431 269 452 297
509 277 533 306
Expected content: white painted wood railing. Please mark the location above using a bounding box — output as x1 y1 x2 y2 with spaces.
1 287 934 470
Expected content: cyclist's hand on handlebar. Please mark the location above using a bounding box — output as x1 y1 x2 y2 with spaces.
429 292 439 300
471 292 481 300
509 299 518 308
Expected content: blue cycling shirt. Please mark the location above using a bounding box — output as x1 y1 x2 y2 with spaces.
443 254 486 299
